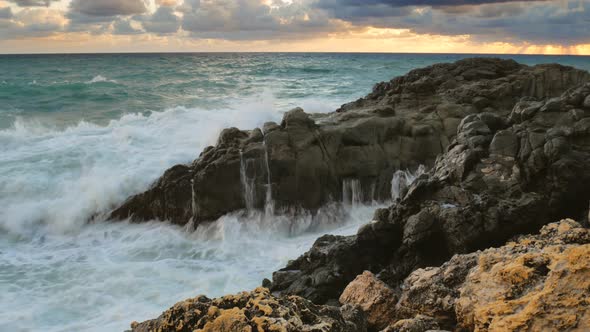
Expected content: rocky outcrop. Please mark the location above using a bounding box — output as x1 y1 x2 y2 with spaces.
110 58 589 226
269 82 590 304
128 287 367 332
338 219 590 331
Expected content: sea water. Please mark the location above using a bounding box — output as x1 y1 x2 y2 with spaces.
1 53 589 331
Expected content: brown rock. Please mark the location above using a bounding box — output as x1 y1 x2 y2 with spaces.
130 287 367 332
456 219 590 332
339 271 398 330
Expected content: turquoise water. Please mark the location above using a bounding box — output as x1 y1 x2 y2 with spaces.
0 53 589 331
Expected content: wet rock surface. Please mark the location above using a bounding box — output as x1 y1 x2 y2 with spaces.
128 287 366 332
269 81 590 304
110 58 589 226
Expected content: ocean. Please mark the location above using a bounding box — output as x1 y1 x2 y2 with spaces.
1 53 589 331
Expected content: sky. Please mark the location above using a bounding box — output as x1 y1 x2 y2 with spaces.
0 0 589 54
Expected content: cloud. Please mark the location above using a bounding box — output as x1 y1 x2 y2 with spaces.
70 0 148 17
140 6 180 34
7 0 59 7
314 0 590 45
0 6 13 18
113 18 143 34
317 0 548 8
0 7 66 39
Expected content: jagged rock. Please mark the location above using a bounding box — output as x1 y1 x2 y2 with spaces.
111 58 589 226
270 83 590 304
128 287 367 332
339 271 398 330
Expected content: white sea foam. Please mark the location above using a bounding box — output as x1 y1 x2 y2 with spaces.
0 95 280 236
86 75 117 84
0 203 377 332
0 94 381 332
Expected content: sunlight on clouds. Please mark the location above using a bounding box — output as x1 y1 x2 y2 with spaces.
0 0 589 54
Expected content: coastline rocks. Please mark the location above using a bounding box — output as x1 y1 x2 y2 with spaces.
128 287 367 332
339 271 398 330
110 58 589 226
455 220 590 331
269 82 590 304
130 220 590 332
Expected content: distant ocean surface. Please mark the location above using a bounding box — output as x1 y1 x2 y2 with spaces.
1 53 589 331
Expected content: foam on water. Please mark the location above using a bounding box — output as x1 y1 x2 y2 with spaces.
86 75 117 84
0 92 380 332
0 94 282 236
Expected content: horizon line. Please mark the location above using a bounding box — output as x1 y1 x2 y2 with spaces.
1 51 589 57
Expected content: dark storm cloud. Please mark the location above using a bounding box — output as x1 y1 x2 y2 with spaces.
317 0 548 8
69 0 148 17
314 0 590 45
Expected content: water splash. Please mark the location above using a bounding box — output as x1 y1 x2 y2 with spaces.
262 139 274 216
391 165 426 201
239 150 256 212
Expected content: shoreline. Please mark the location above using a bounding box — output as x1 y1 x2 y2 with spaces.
124 57 590 331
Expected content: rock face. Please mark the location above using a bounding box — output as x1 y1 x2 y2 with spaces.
110 58 589 226
128 287 367 332
269 82 590 304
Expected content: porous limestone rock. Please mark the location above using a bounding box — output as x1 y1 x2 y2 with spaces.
129 287 367 332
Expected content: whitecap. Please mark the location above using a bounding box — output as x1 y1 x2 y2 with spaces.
86 75 117 84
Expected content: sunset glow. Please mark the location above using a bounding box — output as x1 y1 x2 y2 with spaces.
0 1 589 55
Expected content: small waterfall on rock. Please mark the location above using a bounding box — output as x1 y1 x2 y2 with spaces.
391 165 426 201
239 150 256 211
262 139 274 216
185 178 198 232
342 179 363 207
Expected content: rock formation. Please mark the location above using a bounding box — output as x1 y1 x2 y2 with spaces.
130 219 590 331
269 81 590 304
340 219 590 331
128 287 367 332
120 58 590 332
110 58 589 226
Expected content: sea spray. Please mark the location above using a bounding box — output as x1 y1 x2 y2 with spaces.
391 165 427 201
0 96 279 236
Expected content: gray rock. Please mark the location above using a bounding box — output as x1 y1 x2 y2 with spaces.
110 59 590 231
270 83 590 305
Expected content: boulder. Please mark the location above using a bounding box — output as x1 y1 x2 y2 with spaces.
339 271 398 330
